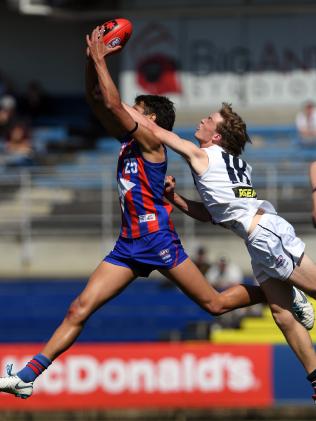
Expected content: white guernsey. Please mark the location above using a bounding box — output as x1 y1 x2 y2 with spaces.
191 144 276 240
128 102 316 402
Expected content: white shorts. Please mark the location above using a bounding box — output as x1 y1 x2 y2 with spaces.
245 213 305 284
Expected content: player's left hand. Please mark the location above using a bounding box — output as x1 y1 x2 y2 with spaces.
164 175 176 199
86 26 121 64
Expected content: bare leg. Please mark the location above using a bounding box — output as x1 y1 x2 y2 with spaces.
160 258 266 316
260 278 316 373
218 283 266 311
288 253 316 299
41 262 136 361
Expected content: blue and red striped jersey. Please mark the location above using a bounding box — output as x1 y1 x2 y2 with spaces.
117 138 175 238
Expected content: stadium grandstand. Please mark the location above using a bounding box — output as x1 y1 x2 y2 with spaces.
1 0 316 419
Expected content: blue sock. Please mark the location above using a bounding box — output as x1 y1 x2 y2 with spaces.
17 353 52 382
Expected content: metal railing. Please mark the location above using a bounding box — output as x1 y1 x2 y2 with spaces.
0 157 312 265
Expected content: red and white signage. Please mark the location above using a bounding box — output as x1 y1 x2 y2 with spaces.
0 343 272 409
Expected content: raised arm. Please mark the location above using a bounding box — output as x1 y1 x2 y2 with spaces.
164 176 212 222
85 56 126 139
86 27 161 152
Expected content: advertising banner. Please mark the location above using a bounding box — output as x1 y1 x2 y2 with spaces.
121 16 316 108
273 345 312 402
0 343 272 410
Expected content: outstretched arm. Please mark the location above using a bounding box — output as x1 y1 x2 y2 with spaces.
142 120 208 174
164 176 211 222
151 125 203 164
86 27 161 152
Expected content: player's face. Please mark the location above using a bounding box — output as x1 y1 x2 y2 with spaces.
195 112 223 146
133 101 146 115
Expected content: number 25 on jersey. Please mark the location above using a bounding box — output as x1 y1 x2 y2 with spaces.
124 158 138 174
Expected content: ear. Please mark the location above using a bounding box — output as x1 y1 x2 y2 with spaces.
212 132 222 144
148 113 157 122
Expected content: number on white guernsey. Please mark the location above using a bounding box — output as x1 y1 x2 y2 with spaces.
222 152 251 185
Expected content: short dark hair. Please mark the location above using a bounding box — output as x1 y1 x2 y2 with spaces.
135 95 175 130
217 102 251 157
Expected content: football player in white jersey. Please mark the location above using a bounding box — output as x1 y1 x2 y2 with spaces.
135 102 316 403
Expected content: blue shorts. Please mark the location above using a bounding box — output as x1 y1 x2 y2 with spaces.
104 229 188 277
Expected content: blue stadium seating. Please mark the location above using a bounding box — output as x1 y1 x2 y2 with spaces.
0 279 214 342
29 124 316 191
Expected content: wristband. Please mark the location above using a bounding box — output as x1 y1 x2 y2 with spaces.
126 121 138 136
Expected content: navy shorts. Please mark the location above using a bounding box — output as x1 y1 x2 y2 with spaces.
104 229 188 277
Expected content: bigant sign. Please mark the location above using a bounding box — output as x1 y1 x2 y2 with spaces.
0 343 272 409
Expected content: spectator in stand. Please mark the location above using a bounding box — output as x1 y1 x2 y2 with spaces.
206 256 262 328
192 246 212 275
0 95 17 141
5 121 34 167
295 101 316 144
206 256 243 290
310 161 316 228
19 81 50 124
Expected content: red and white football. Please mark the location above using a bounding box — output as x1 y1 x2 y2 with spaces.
101 18 133 49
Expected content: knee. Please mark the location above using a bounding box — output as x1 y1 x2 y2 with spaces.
66 296 91 325
271 308 295 331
